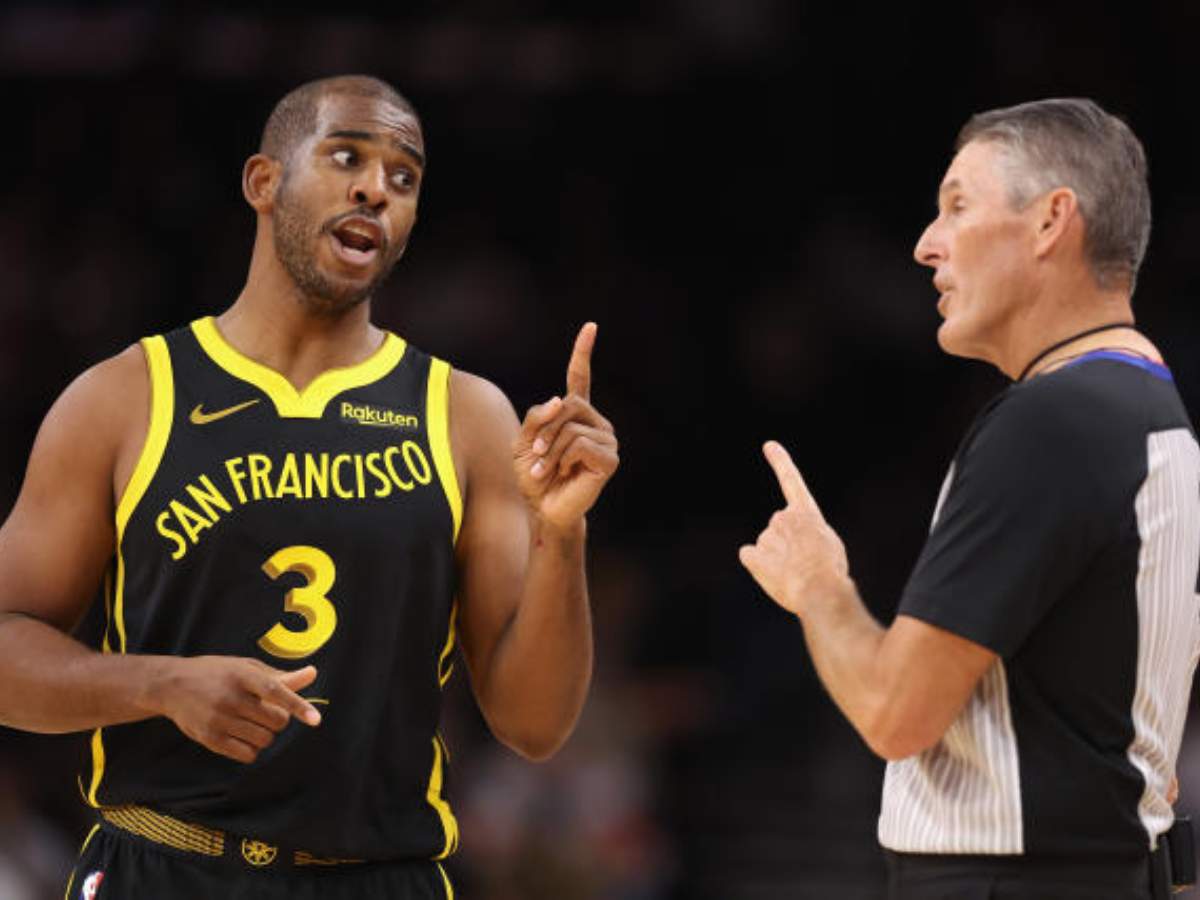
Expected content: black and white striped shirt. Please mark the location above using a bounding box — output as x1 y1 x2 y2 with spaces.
879 352 1200 859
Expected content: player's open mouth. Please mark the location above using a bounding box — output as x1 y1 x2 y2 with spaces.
329 218 382 267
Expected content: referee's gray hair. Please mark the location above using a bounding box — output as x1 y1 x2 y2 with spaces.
957 98 1151 293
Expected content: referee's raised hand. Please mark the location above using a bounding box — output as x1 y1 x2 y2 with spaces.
739 441 849 617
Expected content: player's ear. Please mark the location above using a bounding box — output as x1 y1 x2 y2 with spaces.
243 154 282 213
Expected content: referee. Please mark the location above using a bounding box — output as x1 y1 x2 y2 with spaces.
740 98 1200 899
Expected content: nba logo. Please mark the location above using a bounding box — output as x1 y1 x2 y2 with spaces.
80 871 104 900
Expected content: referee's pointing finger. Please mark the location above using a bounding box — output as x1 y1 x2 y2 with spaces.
763 440 809 509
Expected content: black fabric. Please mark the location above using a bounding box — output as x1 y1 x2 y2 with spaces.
900 361 1175 657
82 323 459 860
899 357 1197 858
66 827 449 900
885 849 1157 900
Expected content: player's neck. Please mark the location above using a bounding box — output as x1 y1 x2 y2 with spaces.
221 259 384 393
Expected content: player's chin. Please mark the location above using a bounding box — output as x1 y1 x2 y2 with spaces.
317 262 391 306
320 258 380 291
301 279 376 316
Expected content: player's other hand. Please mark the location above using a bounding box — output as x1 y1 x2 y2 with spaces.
147 656 322 764
739 441 850 617
514 322 619 532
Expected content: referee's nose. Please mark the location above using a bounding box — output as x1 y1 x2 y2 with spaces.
914 219 944 268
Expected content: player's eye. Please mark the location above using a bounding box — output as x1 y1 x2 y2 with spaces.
332 149 357 167
390 169 416 191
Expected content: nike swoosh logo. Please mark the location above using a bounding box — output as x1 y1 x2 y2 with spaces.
190 399 260 425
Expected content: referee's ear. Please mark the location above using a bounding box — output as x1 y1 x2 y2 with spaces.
243 153 282 215
1032 186 1080 262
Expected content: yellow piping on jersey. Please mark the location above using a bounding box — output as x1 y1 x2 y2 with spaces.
438 602 458 688
85 569 111 805
191 317 408 419
88 334 174 808
62 823 101 900
426 734 459 859
437 861 455 899
99 567 113 655
426 358 462 542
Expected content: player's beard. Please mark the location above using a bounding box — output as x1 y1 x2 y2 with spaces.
271 176 402 316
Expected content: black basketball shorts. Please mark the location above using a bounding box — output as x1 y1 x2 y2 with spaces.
65 824 455 900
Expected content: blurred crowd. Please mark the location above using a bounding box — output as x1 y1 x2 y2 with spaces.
4 5 1200 900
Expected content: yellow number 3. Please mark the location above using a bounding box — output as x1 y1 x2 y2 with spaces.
258 545 338 660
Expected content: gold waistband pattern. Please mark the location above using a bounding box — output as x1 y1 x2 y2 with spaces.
102 805 224 856
100 804 363 867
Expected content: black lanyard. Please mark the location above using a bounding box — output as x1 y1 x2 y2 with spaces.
1016 321 1135 382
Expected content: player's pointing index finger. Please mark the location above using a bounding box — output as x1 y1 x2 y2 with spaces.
763 440 810 509
566 322 597 401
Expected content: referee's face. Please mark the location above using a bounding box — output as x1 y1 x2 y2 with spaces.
914 140 1037 364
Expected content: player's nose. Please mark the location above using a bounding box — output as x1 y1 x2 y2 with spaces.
349 162 388 210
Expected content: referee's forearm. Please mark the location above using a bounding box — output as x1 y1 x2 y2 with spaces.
0 613 165 733
794 577 897 757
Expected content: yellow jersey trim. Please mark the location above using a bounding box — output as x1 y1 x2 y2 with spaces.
85 728 107 809
99 567 113 655
438 601 458 688
426 358 462 542
426 734 459 859
62 823 100 900
84 571 109 804
90 335 174 807
115 336 175 541
191 317 407 419
437 861 455 899
116 335 174 653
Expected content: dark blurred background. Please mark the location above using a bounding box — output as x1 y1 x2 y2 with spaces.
2 4 1200 899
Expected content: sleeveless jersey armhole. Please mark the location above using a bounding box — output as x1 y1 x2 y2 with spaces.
426 358 462 543
115 336 175 537
88 335 173 807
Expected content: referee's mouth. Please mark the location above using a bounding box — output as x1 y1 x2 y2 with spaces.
934 278 954 314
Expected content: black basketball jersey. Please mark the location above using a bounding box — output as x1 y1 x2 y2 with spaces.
80 317 462 861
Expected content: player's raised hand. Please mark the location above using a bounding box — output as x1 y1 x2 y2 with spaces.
151 656 322 764
513 322 619 531
739 441 849 617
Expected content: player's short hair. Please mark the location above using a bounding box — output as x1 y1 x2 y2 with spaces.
260 75 420 163
957 98 1150 293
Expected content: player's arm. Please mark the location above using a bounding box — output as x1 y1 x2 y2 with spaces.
739 442 995 761
0 345 319 763
454 324 619 761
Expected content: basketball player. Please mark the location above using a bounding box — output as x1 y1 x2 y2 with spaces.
741 99 1198 898
0 75 618 898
